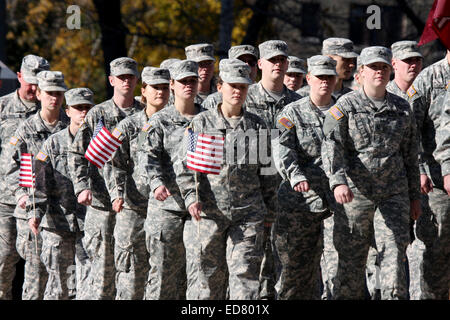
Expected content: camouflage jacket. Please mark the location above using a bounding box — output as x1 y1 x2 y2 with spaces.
137 104 204 212
30 127 85 232
1 111 68 218
245 81 301 129
434 86 450 176
386 80 409 100
408 57 450 188
174 105 277 223
104 109 150 211
201 91 222 110
322 88 420 201
68 98 143 211
275 97 337 216
0 90 41 155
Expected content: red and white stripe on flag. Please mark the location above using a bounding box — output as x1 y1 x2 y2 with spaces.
186 129 224 175
85 123 122 169
19 153 35 188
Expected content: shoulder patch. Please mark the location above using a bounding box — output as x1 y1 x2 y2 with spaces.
446 80 450 90
9 136 18 146
142 122 151 132
36 151 48 162
329 106 344 121
407 85 417 98
278 117 294 130
111 128 122 139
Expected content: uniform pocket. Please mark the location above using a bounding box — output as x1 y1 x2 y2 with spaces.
114 239 134 272
82 230 102 260
41 237 61 271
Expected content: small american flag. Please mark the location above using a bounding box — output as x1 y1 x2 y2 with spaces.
186 128 224 175
19 153 35 188
85 119 122 169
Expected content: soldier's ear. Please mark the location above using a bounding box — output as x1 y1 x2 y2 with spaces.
257 59 263 70
108 75 115 87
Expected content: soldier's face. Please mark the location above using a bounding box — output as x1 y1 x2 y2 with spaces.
329 55 356 80
284 72 304 91
197 60 215 84
219 82 248 108
171 76 198 100
66 104 92 127
17 72 38 101
141 83 170 109
238 54 258 81
37 90 65 111
361 62 391 88
306 73 336 97
110 74 138 95
258 55 288 81
392 57 423 83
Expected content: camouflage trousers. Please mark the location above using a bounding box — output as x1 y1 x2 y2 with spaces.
114 208 148 300
184 215 264 300
16 217 48 300
74 231 91 300
320 215 337 300
82 206 116 300
40 228 88 300
144 209 187 300
273 208 324 300
409 188 450 299
0 205 21 300
332 191 410 300
258 224 276 299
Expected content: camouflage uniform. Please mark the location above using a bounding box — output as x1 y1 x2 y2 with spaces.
0 55 49 300
245 40 302 300
139 102 203 300
322 46 421 300
274 56 340 300
408 55 450 300
175 105 276 299
434 86 450 173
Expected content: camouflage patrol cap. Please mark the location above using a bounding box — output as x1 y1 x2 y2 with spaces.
307 55 338 76
228 45 258 60
110 57 139 77
322 38 359 58
391 40 423 61
160 58 181 70
356 56 362 69
65 88 94 106
20 54 50 84
141 66 170 85
360 46 392 66
258 40 288 60
169 60 199 81
219 59 252 85
37 71 67 92
185 43 215 63
287 56 306 74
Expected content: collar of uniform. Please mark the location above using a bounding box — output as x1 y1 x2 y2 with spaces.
14 89 40 112
110 98 143 117
34 111 67 133
257 81 291 102
308 97 334 122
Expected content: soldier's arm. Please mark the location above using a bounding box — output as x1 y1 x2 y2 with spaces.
259 124 277 224
434 89 450 177
321 105 349 191
402 109 421 201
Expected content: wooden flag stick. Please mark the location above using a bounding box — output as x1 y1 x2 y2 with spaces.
31 185 38 256
195 171 200 237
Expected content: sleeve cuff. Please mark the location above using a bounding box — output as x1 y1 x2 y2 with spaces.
184 193 197 211
150 178 165 193
442 162 450 177
329 175 348 191
290 174 308 189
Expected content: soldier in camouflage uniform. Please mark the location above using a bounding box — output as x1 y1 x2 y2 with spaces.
245 40 301 299
68 57 143 300
104 67 170 299
0 55 49 299
27 88 94 299
283 56 306 92
435 86 450 196
138 60 204 300
3 70 68 300
185 43 217 104
274 56 340 299
322 46 421 299
202 45 259 110
408 49 450 300
175 58 276 299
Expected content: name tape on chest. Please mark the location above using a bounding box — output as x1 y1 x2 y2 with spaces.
36 151 48 162
329 106 344 121
278 117 294 129
407 85 417 98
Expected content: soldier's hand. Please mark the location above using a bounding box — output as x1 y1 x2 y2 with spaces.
334 185 354 204
28 217 40 235
410 199 421 220
78 189 92 206
188 202 202 221
420 174 433 194
18 195 29 209
444 175 450 196
112 198 124 213
154 185 172 201
294 181 310 192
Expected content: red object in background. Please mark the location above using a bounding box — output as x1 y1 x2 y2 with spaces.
419 0 450 49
